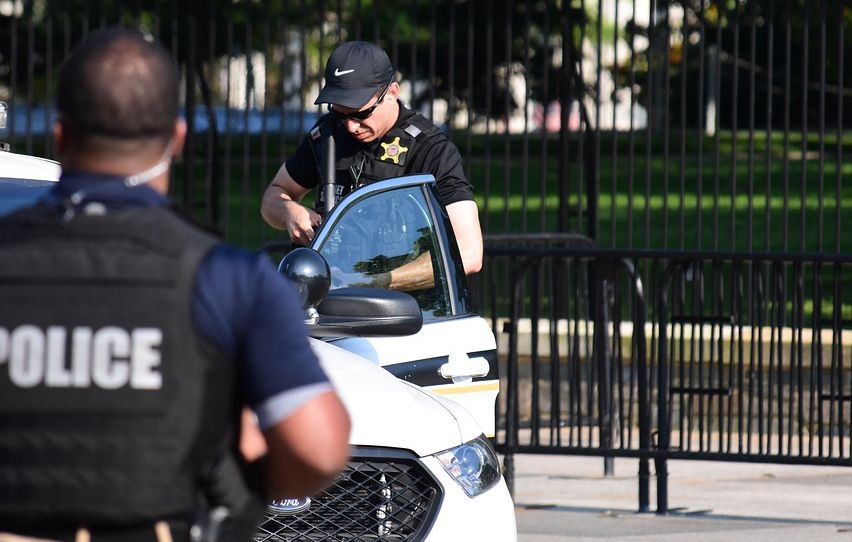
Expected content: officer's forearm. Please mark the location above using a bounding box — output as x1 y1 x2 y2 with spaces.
264 390 351 499
260 184 297 230
383 251 434 292
456 236 483 275
446 200 483 274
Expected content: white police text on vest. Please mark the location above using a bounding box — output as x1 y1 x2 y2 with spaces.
0 325 163 390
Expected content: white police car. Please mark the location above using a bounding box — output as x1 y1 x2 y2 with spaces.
0 147 517 541
0 151 61 212
257 273 515 540
259 173 515 541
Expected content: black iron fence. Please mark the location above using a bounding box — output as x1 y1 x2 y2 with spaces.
485 244 852 512
2 1 850 252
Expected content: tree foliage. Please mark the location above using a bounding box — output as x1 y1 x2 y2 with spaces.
3 0 846 128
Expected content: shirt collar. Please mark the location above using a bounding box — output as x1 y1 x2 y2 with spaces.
43 170 171 210
331 100 413 152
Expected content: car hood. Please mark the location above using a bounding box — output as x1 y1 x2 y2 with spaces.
0 151 61 181
311 338 483 457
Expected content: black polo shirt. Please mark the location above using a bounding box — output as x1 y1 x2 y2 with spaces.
285 102 473 207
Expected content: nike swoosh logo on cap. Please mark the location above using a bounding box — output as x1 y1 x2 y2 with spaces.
334 68 355 76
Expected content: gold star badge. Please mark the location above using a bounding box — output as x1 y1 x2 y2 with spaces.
379 136 409 164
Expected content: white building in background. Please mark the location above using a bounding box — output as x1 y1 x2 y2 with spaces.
452 0 650 135
205 0 699 134
578 0 650 132
218 52 267 109
0 0 24 17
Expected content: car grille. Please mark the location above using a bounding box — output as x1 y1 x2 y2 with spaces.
254 448 443 542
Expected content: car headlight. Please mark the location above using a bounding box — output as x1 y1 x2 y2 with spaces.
434 435 501 497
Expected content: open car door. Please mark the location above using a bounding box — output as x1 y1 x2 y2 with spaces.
310 175 499 436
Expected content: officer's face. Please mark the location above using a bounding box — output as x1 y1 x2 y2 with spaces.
331 83 400 143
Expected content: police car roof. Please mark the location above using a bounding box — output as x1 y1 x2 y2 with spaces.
0 150 61 182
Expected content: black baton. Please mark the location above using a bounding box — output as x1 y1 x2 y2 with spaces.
321 133 336 216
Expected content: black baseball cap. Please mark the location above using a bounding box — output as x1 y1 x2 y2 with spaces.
315 41 394 109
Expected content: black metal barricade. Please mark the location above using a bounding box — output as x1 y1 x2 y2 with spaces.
654 250 852 512
482 245 852 514
480 237 652 512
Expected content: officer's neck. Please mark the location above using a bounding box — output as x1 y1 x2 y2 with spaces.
61 143 171 192
371 101 402 142
390 100 402 128
61 152 170 194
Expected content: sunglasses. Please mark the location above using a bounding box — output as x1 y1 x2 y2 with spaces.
329 81 392 122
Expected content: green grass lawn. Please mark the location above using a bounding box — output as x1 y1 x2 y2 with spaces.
463 129 852 253
11 128 852 321
13 128 852 254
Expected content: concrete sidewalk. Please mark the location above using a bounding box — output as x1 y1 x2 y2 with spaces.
510 454 852 541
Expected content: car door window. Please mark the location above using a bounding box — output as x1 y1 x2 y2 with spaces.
317 186 451 319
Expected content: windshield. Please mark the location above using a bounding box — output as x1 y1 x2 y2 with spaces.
0 178 54 216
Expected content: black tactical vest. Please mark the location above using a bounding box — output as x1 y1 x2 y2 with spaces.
309 107 443 212
0 204 243 525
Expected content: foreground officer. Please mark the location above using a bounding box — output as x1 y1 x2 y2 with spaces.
261 41 483 291
0 28 350 542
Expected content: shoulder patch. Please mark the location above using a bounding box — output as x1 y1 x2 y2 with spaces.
404 124 422 138
310 126 321 141
405 113 442 140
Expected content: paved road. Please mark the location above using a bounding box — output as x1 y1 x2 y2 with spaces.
510 455 852 541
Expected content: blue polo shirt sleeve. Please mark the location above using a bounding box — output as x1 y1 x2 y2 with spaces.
192 244 331 430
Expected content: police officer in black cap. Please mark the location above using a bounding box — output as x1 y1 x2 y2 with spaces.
0 27 350 542
261 41 483 291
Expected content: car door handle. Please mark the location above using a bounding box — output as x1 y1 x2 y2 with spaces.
439 353 490 381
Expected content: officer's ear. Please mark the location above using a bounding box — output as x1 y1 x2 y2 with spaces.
171 118 188 158
53 120 67 155
386 81 401 102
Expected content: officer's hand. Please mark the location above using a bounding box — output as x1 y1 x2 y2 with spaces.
240 407 267 462
283 201 321 245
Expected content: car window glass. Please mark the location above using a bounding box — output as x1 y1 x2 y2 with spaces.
317 186 451 319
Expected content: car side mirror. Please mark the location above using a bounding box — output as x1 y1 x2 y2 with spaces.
313 287 423 337
278 247 331 315
278 248 423 337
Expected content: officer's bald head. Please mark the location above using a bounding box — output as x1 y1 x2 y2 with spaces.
57 27 179 152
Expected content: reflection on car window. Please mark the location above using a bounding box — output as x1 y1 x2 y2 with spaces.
318 186 451 319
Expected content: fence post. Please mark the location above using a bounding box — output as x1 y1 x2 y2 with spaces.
592 259 615 476
503 256 533 496
655 263 681 514
181 8 197 215
622 259 650 512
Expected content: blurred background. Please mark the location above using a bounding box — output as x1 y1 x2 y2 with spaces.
3 0 850 253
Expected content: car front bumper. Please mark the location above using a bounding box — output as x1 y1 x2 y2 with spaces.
255 448 517 542
418 455 517 541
